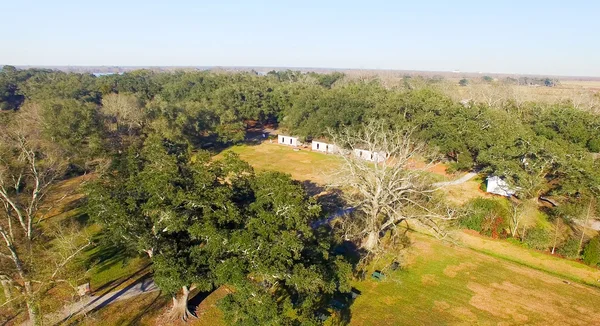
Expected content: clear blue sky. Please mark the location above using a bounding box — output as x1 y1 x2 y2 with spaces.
1 0 598 76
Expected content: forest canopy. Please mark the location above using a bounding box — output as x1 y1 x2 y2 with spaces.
2 65 599 199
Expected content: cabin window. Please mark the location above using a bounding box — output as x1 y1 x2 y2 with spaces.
281 137 285 143
317 143 320 149
290 138 293 144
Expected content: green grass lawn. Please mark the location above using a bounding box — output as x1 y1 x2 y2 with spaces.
218 143 343 185
349 232 600 325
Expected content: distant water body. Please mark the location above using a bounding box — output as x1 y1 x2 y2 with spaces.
92 72 122 77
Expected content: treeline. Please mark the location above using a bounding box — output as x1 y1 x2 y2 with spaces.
2 65 599 199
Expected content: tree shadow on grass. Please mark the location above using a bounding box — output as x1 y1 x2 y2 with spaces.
84 241 133 278
89 273 154 311
313 286 361 325
58 270 154 325
187 289 215 316
126 291 168 325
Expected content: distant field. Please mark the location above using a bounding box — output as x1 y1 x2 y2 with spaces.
560 80 600 89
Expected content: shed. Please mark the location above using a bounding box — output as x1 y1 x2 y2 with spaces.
486 176 516 197
353 148 387 162
312 141 337 153
278 135 299 147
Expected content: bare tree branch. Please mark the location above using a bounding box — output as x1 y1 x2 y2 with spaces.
329 121 455 253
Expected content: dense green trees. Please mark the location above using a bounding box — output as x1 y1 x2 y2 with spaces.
3 64 598 225
583 237 600 266
88 134 350 322
3 64 599 221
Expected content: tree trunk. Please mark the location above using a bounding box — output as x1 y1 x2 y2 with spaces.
552 219 560 255
170 285 195 321
145 248 154 258
24 281 40 325
0 279 12 303
578 200 593 254
363 230 379 252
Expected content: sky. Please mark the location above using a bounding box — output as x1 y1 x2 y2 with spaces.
1 0 598 76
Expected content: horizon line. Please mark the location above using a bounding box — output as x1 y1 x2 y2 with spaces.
4 64 600 80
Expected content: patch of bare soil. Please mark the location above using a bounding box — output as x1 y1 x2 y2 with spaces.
43 173 96 219
421 274 439 286
443 262 476 278
449 306 478 322
467 280 600 325
434 300 451 311
443 180 492 205
407 159 451 177
403 238 435 266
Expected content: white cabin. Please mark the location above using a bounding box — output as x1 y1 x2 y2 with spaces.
353 149 386 162
312 141 337 153
486 176 516 197
278 135 299 147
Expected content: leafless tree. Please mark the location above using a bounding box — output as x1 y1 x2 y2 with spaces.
101 93 145 133
0 104 90 324
578 198 596 254
329 121 455 254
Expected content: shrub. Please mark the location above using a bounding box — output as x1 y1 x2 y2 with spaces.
557 238 580 259
505 237 523 247
459 212 484 232
587 138 600 153
523 227 551 250
459 198 509 237
583 237 600 266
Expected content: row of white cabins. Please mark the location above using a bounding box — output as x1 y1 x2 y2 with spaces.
278 135 518 198
277 135 386 162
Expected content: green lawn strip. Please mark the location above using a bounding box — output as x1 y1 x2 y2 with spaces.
349 232 600 325
350 238 495 324
464 245 600 288
82 242 151 295
407 223 600 288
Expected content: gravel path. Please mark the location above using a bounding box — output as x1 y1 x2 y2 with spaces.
433 172 478 187
22 278 159 326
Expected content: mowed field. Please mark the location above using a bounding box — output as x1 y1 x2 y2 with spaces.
217 143 343 184
351 232 600 325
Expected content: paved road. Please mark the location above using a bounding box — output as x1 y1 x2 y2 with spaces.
22 278 159 326
432 172 478 187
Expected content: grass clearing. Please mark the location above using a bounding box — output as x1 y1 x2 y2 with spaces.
455 230 600 286
217 143 342 184
350 232 600 325
83 243 151 295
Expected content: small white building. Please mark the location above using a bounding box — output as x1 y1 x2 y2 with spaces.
312 141 337 153
353 149 387 162
486 176 516 197
278 135 299 147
